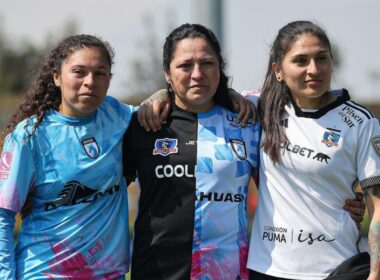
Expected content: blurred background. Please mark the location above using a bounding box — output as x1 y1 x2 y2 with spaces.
1 0 379 276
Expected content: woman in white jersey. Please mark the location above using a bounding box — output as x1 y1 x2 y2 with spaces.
247 20 380 280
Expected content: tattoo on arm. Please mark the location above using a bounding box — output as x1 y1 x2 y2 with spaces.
369 221 380 274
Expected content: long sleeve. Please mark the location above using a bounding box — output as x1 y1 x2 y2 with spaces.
0 208 16 279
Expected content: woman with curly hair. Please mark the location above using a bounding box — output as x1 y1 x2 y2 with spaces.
0 34 139 279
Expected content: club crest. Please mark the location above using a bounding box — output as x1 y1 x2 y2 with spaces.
153 138 178 156
230 139 247 160
322 129 341 147
372 136 380 156
81 137 100 158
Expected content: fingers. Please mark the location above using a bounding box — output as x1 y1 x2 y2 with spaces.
344 198 366 225
160 102 171 124
238 101 257 127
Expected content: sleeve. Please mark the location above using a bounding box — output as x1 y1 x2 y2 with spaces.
357 118 380 189
122 114 138 184
0 208 16 279
0 133 36 212
241 88 260 107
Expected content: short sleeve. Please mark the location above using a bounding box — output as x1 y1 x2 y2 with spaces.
0 134 36 212
357 118 380 188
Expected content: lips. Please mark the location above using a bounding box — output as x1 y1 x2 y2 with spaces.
79 92 97 97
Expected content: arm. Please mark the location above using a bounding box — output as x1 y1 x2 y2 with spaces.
0 208 16 279
138 88 257 131
364 185 380 280
138 89 171 132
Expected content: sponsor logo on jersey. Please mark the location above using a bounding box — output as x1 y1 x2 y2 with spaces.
230 139 247 160
153 138 178 156
321 128 341 147
338 106 364 128
262 225 335 245
155 164 195 178
185 140 197 145
0 152 12 181
283 142 330 164
81 137 100 158
45 180 119 211
196 191 244 203
226 114 255 128
372 136 380 156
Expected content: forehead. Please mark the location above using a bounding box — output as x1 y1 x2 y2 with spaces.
286 33 329 55
64 47 110 67
171 37 217 60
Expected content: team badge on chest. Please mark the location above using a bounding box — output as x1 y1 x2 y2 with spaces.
81 137 100 158
230 139 247 160
322 128 341 147
153 138 178 156
372 136 380 156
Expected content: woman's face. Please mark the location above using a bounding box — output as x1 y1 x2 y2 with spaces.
274 33 333 109
53 47 111 118
165 37 220 113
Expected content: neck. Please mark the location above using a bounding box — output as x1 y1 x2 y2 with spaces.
294 92 336 110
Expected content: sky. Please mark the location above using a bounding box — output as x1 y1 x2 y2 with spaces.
0 0 379 103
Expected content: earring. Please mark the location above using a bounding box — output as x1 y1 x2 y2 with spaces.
277 76 282 82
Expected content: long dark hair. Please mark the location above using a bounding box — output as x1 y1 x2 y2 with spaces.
1 34 114 146
162 23 233 110
259 20 332 163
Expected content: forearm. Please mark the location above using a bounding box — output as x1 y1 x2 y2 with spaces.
368 213 380 279
0 208 16 279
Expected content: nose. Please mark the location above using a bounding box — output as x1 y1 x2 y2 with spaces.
84 73 95 87
307 59 321 75
191 64 203 80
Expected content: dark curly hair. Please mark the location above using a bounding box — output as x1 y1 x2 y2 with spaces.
1 34 114 146
162 23 233 111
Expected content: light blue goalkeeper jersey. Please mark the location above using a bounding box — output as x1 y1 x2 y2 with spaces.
0 96 135 279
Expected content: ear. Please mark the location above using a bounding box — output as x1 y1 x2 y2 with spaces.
272 63 283 82
52 69 61 87
164 71 171 84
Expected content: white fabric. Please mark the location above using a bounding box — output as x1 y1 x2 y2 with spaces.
245 89 380 279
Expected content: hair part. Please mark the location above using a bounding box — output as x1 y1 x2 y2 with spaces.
1 34 114 147
259 20 333 163
162 23 233 111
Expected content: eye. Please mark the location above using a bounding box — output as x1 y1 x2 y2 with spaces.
202 60 215 66
178 63 192 69
316 54 328 61
72 69 85 76
292 57 307 65
95 70 108 76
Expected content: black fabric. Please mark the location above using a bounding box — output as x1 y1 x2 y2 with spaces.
249 270 293 280
324 252 370 280
123 107 198 280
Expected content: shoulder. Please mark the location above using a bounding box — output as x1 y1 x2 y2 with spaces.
335 89 376 123
8 117 36 142
241 88 261 106
101 96 137 113
99 96 137 123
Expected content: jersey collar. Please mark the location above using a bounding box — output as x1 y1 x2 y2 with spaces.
288 88 351 119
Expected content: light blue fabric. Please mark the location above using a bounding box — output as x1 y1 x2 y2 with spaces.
0 208 16 279
0 96 136 279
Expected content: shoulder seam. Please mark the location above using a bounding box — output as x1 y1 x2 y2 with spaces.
344 101 374 120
